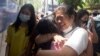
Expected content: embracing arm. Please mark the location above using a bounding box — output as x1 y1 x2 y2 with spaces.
36 46 77 56
36 28 88 56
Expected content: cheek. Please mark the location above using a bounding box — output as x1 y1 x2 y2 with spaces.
82 16 89 21
81 18 85 21
62 19 68 26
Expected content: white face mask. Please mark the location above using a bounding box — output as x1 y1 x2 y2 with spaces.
19 13 30 22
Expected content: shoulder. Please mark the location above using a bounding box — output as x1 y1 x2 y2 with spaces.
8 26 14 31
64 27 89 55
74 27 88 36
72 27 88 41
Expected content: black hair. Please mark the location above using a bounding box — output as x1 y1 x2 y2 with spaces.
77 9 89 26
54 4 77 25
12 4 36 36
93 11 99 17
35 19 60 34
33 18 62 56
41 14 44 18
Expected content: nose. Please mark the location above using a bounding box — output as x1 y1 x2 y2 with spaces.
57 19 62 24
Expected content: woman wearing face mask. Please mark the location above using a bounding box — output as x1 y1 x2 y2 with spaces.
77 9 98 43
6 4 36 56
77 9 90 29
35 4 90 56
77 9 98 56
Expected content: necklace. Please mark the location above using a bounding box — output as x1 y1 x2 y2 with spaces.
63 26 76 35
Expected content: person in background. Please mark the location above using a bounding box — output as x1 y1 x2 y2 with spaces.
92 13 100 56
35 4 90 56
77 9 98 43
6 4 36 56
77 9 98 56
92 11 99 17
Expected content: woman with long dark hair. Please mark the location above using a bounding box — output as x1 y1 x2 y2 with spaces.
6 4 36 56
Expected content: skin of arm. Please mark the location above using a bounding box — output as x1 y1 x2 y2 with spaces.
90 19 98 43
36 28 88 56
36 46 78 56
35 34 77 56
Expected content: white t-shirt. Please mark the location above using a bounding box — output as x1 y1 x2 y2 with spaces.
64 27 88 55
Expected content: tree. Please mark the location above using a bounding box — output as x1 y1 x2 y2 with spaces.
86 0 100 9
32 0 42 11
56 0 85 9
86 0 100 6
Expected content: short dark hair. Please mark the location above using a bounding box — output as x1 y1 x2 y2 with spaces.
35 19 60 34
33 19 62 55
93 11 99 17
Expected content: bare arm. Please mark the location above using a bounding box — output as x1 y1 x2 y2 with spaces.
36 28 88 56
36 46 78 56
91 19 98 43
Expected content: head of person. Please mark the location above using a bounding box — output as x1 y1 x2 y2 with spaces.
35 18 60 35
77 9 89 26
54 4 77 31
34 19 63 51
93 11 99 17
12 4 36 36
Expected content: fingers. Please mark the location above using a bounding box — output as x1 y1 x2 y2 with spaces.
54 35 64 42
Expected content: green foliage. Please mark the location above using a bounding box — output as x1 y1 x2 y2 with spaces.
86 0 100 6
56 0 85 9
56 0 63 4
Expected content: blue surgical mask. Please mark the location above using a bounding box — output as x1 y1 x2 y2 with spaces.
19 13 30 22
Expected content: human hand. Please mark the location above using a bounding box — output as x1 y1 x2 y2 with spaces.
53 35 65 49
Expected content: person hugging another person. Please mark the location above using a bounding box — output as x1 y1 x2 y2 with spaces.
34 4 91 56
33 18 65 56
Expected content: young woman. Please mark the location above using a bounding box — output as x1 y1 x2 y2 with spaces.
6 4 36 56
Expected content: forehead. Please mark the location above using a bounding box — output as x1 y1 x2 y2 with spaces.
21 8 30 13
82 14 89 18
21 8 31 15
55 10 64 16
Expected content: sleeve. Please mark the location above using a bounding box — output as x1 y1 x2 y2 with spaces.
64 28 88 55
6 26 13 44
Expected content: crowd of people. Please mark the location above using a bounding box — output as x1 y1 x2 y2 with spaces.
0 3 100 56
